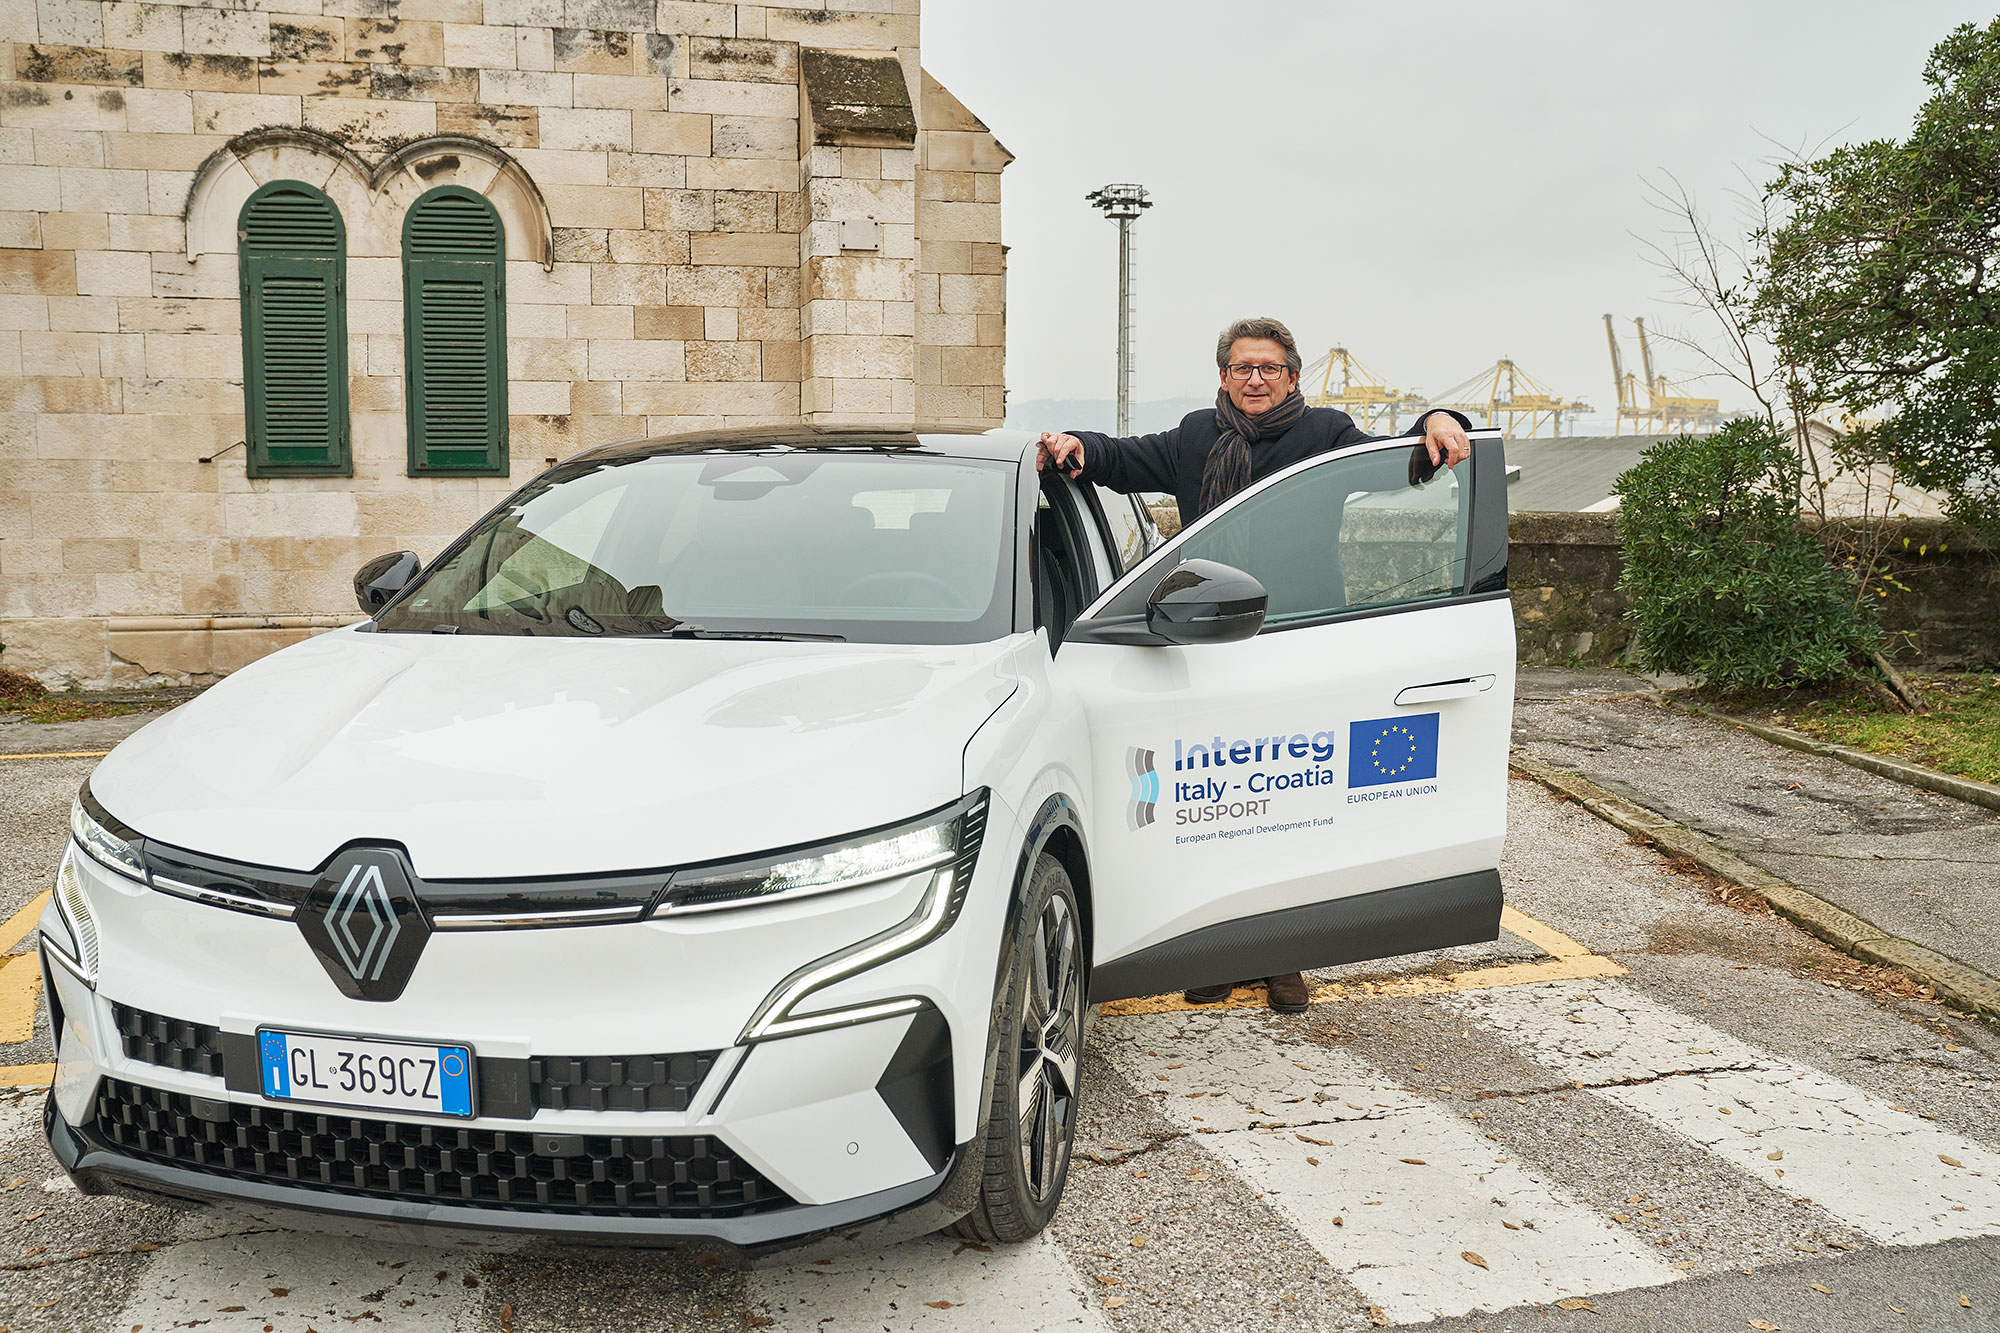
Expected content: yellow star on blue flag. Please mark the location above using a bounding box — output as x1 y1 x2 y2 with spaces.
1347 713 1439 788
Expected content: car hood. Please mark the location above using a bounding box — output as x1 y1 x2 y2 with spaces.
91 628 1020 878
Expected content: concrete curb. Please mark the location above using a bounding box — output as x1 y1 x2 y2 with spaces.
1510 749 2000 1025
1679 704 2000 814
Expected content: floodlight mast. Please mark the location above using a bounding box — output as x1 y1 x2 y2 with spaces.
1086 183 1152 435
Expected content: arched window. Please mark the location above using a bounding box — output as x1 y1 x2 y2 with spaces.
238 180 349 477
403 186 508 477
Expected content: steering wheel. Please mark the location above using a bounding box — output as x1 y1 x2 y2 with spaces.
839 570 969 608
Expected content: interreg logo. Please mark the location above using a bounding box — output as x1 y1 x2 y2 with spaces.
326 861 402 982
1347 713 1440 788
1126 747 1159 830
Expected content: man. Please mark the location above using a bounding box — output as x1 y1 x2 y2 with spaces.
1037 316 1473 1015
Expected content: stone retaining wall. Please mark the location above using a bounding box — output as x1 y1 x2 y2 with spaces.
1509 511 2000 670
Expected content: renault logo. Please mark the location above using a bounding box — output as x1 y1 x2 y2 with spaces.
327 863 401 981
298 847 431 1002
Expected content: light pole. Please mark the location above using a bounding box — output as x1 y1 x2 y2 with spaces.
1086 183 1151 436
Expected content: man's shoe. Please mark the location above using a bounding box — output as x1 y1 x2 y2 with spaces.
1265 972 1310 1013
1183 982 1237 1004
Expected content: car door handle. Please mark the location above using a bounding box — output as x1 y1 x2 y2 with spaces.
1394 674 1495 706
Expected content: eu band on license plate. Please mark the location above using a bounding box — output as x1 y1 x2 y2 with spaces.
258 1029 474 1118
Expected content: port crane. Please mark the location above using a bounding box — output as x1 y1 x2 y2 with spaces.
1604 314 1725 434
1299 346 1430 433
1425 358 1590 438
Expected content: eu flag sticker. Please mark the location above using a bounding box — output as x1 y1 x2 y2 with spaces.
1348 713 1439 788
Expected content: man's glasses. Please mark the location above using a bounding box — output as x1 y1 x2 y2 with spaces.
1224 363 1290 382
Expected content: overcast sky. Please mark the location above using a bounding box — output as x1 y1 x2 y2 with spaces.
921 1 1995 431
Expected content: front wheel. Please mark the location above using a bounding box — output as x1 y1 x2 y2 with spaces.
952 852 1085 1242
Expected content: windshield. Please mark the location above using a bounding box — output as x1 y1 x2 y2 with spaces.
377 451 1017 644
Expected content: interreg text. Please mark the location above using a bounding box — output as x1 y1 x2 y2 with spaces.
1171 730 1338 827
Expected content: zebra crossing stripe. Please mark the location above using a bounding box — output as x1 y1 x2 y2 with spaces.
754 1232 1110 1330
1095 1014 1682 1323
1452 980 2000 1245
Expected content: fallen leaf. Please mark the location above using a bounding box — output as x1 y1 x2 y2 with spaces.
1306 1156 1320 1166
1184 1170 1210 1182
1767 1151 1783 1161
925 1301 955 1310
220 1307 246 1313
1094 1275 1120 1286
499 1304 514 1333
1556 1299 1597 1311
131 1242 159 1253
1331 1215 1343 1226
1612 1214 1632 1223
1401 1158 1428 1166
1749 1322 1779 1331
1462 1251 1489 1269
1130 1237 1147 1248
1104 1296 1127 1309
1626 1195 1645 1204
1808 1284 1832 1295
1889 1307 1907 1315
1367 1303 1390 1327
2 1178 25 1191
1502 1220 1521 1230
1940 1155 1964 1168
1296 1133 1333 1146
1718 1107 1732 1115
1963 1294 1974 1309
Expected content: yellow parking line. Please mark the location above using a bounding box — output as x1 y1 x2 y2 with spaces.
0 750 111 761
1 891 51 954
0 1062 55 1087
1097 904 1626 1017
0 954 44 1044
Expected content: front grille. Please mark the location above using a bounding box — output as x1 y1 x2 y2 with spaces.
530 1052 718 1113
111 1004 721 1119
112 1003 224 1077
93 1079 795 1218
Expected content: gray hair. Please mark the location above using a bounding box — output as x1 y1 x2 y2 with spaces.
1215 317 1302 376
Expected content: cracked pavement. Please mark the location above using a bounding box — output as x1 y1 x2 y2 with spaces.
1512 667 2000 981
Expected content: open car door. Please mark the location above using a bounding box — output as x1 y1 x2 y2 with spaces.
1057 431 1514 1003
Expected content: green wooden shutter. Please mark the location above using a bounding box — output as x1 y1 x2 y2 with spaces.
403 187 508 477
238 182 350 478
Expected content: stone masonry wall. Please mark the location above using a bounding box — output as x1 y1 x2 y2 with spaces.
1510 511 2000 671
0 0 1010 686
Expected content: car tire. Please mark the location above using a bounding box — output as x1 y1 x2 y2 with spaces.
951 851 1085 1243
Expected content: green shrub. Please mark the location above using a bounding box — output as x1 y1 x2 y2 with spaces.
1614 420 1881 688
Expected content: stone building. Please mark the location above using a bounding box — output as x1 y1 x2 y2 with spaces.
0 0 1010 685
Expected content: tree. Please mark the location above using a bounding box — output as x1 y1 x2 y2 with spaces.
1615 420 1882 690
1756 19 2000 536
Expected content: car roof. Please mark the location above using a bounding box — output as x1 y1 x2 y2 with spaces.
566 424 1036 468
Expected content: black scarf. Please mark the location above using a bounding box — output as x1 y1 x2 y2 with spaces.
1196 386 1307 518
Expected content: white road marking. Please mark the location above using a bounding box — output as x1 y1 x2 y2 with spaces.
1095 1014 1681 1323
1453 981 2000 1245
754 1232 1110 1330
111 1224 489 1331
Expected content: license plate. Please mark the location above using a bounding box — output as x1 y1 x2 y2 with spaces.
257 1028 474 1118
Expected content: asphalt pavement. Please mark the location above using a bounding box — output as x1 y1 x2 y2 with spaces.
1512 667 2000 984
2 705 1998 1330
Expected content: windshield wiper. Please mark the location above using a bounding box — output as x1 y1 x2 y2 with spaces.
663 623 846 642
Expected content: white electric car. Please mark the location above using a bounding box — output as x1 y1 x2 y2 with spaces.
41 426 1515 1252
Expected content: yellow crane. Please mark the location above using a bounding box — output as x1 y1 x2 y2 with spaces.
1603 314 1725 434
1300 346 1429 433
1425 358 1591 438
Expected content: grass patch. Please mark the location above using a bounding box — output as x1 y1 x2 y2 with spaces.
1707 673 2000 786
0 666 152 725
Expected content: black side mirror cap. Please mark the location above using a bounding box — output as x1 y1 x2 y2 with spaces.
1145 558 1267 645
354 551 422 614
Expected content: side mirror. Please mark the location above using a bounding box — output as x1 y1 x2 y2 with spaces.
354 551 421 613
1146 558 1266 645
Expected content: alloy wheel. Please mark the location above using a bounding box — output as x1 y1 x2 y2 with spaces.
1015 891 1082 1202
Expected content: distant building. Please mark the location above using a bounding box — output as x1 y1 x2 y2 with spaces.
0 1 1010 685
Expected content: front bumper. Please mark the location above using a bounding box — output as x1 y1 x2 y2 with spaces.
45 1092 979 1255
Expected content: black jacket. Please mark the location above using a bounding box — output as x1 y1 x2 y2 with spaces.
1069 405 1470 521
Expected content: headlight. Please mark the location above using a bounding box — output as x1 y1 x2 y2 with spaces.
658 805 966 916
48 846 100 986
71 783 145 882
736 794 988 1043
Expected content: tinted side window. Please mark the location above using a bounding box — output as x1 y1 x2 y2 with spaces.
1173 444 1469 628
